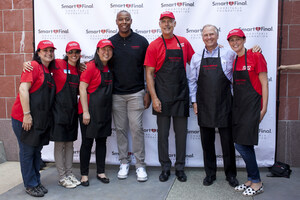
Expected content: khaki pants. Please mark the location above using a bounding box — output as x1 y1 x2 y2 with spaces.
54 141 74 179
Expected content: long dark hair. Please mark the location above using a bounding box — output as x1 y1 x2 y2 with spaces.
33 49 56 69
63 55 81 72
91 47 113 72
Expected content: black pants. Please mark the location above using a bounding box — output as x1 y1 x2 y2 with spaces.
157 115 187 171
200 126 237 178
79 115 107 175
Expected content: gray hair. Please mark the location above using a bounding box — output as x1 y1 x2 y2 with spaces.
201 24 219 36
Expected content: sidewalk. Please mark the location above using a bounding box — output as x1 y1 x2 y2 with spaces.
0 162 299 200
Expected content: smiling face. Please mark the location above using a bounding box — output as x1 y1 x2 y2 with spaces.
116 11 132 37
97 46 113 66
38 47 55 66
202 26 219 51
159 17 176 39
228 36 246 56
66 50 81 66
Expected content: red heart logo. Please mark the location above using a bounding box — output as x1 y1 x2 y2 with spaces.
177 2 183 6
101 29 106 34
151 129 156 132
151 29 156 33
256 27 261 31
229 1 234 6
53 30 59 34
77 4 82 8
126 4 131 8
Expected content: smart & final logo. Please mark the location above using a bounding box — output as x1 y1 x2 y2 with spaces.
185 27 221 40
85 29 118 40
110 3 144 15
135 29 162 41
161 1 195 14
240 26 274 38
61 3 94 15
212 1 247 12
37 29 69 40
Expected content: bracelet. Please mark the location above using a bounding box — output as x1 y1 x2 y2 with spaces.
24 111 31 115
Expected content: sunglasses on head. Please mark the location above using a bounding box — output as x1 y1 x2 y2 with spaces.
67 50 81 54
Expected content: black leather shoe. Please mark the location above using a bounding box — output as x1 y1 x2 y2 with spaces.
175 170 187 182
81 180 89 187
97 175 110 184
203 175 216 186
226 176 239 187
36 184 48 194
159 170 170 182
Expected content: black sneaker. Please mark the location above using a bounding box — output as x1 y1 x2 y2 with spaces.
25 187 44 197
36 184 48 194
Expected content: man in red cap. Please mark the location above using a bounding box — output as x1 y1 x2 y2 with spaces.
109 10 150 182
145 11 195 182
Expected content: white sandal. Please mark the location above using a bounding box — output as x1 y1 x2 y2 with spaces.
242 184 264 196
234 184 249 191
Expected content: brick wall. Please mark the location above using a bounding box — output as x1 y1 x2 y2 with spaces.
0 0 33 160
1 0 300 166
277 0 300 166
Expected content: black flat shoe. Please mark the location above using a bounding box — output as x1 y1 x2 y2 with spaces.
97 175 110 184
226 176 239 187
203 175 216 186
81 180 89 187
175 170 187 182
159 170 170 182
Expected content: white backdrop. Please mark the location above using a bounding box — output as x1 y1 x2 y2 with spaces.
35 0 278 167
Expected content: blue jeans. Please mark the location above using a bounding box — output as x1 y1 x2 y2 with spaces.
12 118 43 188
235 143 261 183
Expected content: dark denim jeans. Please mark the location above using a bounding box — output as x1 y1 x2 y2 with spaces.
235 143 261 183
12 118 43 188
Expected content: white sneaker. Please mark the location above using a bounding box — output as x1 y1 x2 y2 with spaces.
136 167 148 182
67 174 81 186
58 177 76 189
118 163 130 179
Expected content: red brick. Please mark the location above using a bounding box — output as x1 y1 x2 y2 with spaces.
289 25 300 48
5 54 24 75
3 10 23 32
13 0 32 9
0 33 14 53
0 0 12 10
25 53 33 61
281 50 300 65
0 11 3 32
278 25 288 49
0 99 6 118
0 55 4 75
290 2 300 24
278 73 287 97
0 77 15 97
24 9 33 31
15 75 21 96
287 74 300 96
278 97 299 120
14 31 33 53
7 97 15 118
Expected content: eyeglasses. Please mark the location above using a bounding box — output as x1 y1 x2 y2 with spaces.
67 50 81 54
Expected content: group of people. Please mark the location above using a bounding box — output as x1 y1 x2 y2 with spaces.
11 10 269 198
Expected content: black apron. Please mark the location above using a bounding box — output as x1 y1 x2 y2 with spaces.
196 48 232 128
153 35 189 117
51 63 79 141
232 49 261 145
86 69 113 138
21 64 56 146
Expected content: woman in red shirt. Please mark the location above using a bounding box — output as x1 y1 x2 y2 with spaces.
11 40 56 197
227 29 268 197
78 39 114 186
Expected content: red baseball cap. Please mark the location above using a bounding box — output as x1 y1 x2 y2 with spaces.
37 40 56 50
227 29 246 40
65 41 81 52
159 11 175 20
97 39 114 49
